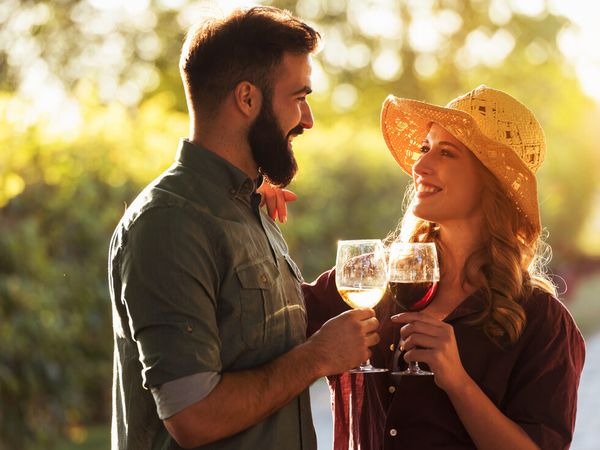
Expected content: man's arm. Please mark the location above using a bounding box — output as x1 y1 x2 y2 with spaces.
164 308 379 448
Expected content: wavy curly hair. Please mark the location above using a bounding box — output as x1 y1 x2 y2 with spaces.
388 163 556 347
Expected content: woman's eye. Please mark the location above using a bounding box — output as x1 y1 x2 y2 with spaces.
440 149 453 157
419 146 430 153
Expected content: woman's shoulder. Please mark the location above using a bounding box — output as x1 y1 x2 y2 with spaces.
522 287 585 347
523 287 572 323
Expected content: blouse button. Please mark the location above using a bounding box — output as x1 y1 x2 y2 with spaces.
389 428 397 437
389 343 395 351
388 385 396 394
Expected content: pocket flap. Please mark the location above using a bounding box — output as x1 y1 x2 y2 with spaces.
235 258 279 289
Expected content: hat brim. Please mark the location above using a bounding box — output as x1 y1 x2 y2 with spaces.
380 95 540 233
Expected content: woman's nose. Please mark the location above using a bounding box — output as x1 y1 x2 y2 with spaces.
412 152 434 177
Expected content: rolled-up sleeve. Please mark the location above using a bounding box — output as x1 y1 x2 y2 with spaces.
151 371 221 419
120 206 222 389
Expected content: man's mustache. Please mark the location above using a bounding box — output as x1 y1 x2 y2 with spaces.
287 124 304 138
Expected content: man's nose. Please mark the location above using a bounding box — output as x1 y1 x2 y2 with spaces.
300 101 314 129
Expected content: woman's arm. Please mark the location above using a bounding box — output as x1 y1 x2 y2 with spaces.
445 374 540 450
303 268 350 337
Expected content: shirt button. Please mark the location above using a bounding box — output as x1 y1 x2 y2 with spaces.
389 428 397 437
260 274 268 284
389 343 395 351
388 385 396 394
186 325 193 333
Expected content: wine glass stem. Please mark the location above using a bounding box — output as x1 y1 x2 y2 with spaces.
408 361 421 373
360 359 374 370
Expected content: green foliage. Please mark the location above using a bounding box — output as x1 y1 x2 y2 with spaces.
0 91 186 448
0 133 131 448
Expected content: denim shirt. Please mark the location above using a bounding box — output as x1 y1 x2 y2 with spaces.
108 139 316 450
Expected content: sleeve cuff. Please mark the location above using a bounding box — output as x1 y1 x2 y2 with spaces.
151 371 221 420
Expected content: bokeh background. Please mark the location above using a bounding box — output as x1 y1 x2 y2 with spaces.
1 0 599 448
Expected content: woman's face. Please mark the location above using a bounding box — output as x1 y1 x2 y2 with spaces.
411 123 485 227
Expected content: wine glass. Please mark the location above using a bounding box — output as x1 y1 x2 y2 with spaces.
387 242 440 376
336 239 389 373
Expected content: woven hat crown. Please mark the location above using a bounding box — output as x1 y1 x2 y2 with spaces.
380 85 546 232
445 85 545 173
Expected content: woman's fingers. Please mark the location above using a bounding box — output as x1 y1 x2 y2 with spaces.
402 332 439 351
392 311 440 325
398 318 447 342
277 189 298 223
283 189 298 202
264 188 278 220
275 187 286 222
256 184 298 223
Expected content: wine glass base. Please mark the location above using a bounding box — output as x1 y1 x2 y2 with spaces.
349 367 389 373
391 368 434 376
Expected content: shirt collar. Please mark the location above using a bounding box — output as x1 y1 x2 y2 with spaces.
444 289 487 322
175 139 259 199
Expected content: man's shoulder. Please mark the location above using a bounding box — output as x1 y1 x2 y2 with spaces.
109 172 222 255
122 169 220 228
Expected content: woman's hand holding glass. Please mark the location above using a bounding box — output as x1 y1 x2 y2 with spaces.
391 312 469 392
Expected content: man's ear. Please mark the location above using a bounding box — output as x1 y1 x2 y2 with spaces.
234 81 262 118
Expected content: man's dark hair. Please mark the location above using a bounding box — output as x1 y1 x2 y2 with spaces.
180 6 320 112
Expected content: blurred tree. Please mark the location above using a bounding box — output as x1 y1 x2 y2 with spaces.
0 91 187 448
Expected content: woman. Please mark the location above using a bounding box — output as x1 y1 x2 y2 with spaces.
260 85 585 449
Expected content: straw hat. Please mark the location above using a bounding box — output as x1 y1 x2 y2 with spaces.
380 85 546 233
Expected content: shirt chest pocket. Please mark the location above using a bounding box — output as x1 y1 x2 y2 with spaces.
235 258 284 349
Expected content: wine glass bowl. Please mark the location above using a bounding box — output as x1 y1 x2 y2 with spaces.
387 242 440 376
336 239 388 373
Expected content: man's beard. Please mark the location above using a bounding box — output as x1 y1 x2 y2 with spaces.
248 99 302 187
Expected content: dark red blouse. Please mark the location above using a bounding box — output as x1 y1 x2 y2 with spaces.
303 269 586 450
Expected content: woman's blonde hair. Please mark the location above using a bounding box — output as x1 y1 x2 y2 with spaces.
388 165 556 347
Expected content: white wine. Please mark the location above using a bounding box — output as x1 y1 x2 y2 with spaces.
338 287 385 309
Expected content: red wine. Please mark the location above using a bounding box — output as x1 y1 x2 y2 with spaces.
388 281 438 312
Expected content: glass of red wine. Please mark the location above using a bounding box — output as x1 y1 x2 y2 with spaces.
387 242 440 376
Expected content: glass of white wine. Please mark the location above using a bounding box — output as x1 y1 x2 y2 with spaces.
335 239 388 373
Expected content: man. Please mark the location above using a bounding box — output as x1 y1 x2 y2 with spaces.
108 6 380 450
